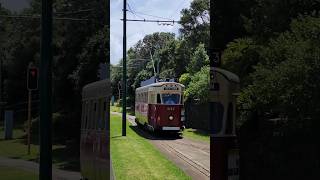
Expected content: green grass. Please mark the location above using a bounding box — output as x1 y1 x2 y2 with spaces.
111 115 191 180
0 128 39 162
182 128 210 143
110 105 122 113
0 166 37 180
110 105 135 115
0 126 79 171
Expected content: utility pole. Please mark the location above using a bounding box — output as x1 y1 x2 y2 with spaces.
39 0 53 179
122 0 127 136
118 81 121 102
0 49 3 126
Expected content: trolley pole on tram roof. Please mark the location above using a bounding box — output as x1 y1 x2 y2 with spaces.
39 0 53 179
122 0 127 136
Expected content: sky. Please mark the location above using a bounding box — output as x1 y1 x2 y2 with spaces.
0 0 30 12
111 0 192 65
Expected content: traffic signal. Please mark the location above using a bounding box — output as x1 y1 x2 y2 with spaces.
210 51 221 67
27 67 38 90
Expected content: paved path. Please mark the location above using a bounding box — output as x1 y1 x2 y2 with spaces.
111 112 210 180
0 156 80 180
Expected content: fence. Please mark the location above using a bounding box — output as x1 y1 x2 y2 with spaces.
184 101 210 131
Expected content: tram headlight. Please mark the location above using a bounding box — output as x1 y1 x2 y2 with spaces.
169 115 174 121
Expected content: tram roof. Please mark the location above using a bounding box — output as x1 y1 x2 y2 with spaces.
136 81 185 91
82 79 110 100
214 68 240 83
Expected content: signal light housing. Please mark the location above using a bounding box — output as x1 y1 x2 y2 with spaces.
27 67 38 90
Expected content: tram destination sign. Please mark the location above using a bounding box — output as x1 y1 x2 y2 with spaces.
163 86 179 91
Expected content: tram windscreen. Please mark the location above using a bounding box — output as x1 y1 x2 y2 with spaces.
161 94 180 105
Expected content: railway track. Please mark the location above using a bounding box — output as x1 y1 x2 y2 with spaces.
111 112 210 180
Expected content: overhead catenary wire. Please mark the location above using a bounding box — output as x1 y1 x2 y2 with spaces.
0 14 90 21
130 11 174 21
54 8 94 15
126 2 180 25
121 18 180 23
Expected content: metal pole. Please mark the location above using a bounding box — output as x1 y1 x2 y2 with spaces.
122 0 127 136
0 52 3 125
40 0 52 179
27 90 32 154
118 81 121 102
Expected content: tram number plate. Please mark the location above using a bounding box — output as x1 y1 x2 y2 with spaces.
167 107 175 111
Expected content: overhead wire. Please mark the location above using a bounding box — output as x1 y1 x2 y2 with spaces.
0 14 90 21
126 0 176 22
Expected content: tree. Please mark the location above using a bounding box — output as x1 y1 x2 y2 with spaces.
238 14 320 124
222 38 262 87
184 66 209 103
243 0 320 40
179 0 210 49
187 43 209 74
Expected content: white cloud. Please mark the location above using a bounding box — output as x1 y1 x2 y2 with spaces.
110 0 192 64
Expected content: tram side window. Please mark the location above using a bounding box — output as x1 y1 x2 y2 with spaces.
150 94 155 104
90 101 95 129
82 101 88 130
102 99 108 130
157 94 161 104
81 102 85 130
98 99 103 130
86 102 89 130
94 101 98 130
87 101 92 129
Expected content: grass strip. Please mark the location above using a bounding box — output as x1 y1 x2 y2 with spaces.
0 166 37 180
111 114 191 180
182 128 210 143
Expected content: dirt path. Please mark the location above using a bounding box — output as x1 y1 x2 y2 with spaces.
0 156 80 180
111 112 210 180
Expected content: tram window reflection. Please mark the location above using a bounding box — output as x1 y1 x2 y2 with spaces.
162 94 180 105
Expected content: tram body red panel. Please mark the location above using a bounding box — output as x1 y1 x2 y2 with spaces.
148 104 183 130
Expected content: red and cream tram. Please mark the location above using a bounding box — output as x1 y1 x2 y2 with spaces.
135 82 185 132
80 79 111 180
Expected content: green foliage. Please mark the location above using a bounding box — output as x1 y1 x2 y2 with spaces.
222 38 261 86
180 0 210 49
238 14 320 123
187 43 209 74
243 0 320 39
184 66 209 103
179 73 192 87
70 26 109 91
